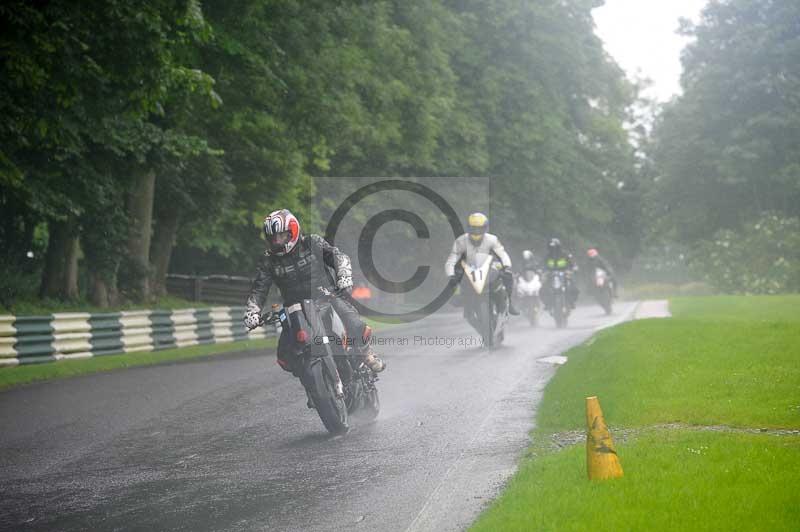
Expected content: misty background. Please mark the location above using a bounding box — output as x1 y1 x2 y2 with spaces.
1 0 798 312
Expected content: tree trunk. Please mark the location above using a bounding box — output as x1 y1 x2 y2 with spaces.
89 271 110 307
123 168 156 302
63 234 80 300
150 210 180 298
40 220 79 300
40 222 67 299
107 276 119 307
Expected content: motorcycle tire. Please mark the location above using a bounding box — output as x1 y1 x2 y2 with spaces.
601 288 613 315
476 298 494 348
553 292 567 329
308 360 349 435
359 387 380 422
528 301 539 327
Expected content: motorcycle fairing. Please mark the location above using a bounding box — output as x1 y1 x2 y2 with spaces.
300 298 345 398
517 273 542 296
461 255 494 294
594 267 608 287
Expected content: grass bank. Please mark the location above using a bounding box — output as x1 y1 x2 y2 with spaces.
472 295 800 531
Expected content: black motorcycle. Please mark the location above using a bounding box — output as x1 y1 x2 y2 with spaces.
546 270 571 328
253 288 380 435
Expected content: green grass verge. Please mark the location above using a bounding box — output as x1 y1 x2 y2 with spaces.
0 338 276 391
473 429 800 532
670 294 800 323
472 295 800 531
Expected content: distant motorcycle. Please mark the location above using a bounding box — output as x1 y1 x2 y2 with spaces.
592 268 614 315
516 269 542 327
251 288 380 435
458 253 509 347
545 270 571 328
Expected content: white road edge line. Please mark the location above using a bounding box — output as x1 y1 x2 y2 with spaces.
594 300 641 332
404 301 641 532
403 369 528 532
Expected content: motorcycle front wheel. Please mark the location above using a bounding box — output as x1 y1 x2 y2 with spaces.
476 298 494 347
553 292 568 328
308 360 349 435
528 299 539 327
600 288 613 315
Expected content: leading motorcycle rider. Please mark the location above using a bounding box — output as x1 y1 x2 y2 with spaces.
243 209 385 374
445 212 519 315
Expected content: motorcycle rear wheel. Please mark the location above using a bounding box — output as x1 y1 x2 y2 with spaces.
359 387 380 422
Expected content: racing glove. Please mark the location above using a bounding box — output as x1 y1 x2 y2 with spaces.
243 310 261 330
336 274 353 292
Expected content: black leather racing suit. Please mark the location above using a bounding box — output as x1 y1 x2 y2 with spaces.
245 234 370 371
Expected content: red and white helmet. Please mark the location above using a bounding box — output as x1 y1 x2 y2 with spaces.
263 209 300 255
587 248 599 258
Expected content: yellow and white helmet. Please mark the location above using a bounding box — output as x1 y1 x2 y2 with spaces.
467 212 489 245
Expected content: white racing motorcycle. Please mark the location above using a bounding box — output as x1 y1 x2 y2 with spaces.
458 252 510 347
516 269 542 327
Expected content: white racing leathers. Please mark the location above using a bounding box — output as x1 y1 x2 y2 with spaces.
444 233 512 277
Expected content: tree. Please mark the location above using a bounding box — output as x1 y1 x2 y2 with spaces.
0 0 219 305
651 0 800 244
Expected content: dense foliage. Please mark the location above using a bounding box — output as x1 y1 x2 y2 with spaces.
689 213 800 294
1 0 641 308
650 0 800 292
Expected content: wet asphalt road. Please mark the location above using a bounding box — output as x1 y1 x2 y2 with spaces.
0 302 636 532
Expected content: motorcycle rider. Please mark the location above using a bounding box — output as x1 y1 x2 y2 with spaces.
515 249 542 317
445 212 519 315
520 249 540 273
586 248 618 297
243 209 385 375
542 238 579 310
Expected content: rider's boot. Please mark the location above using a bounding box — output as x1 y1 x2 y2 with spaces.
363 347 386 373
359 325 385 373
508 297 520 316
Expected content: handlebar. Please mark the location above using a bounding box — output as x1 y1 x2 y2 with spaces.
245 286 347 332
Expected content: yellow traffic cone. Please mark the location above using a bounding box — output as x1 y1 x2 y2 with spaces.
586 396 623 480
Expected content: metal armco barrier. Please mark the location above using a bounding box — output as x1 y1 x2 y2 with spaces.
0 307 274 368
165 274 283 307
